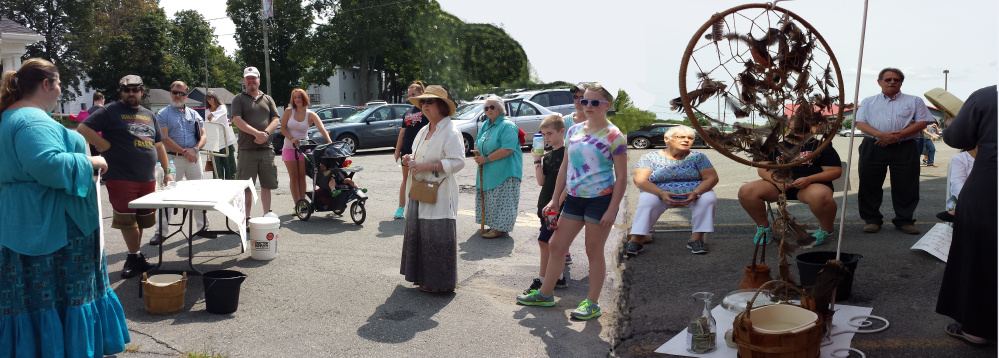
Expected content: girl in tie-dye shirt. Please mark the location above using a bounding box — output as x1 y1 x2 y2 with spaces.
516 83 627 321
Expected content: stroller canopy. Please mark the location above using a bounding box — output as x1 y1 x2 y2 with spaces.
322 141 354 159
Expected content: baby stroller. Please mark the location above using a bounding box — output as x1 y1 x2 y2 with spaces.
294 140 368 224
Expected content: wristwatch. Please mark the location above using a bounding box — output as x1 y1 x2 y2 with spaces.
263 130 271 137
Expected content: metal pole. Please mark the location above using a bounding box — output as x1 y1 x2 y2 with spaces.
943 70 949 91
262 12 272 95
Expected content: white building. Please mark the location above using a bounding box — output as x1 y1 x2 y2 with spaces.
0 18 43 78
305 66 379 107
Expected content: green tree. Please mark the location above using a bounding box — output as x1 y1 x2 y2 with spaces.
461 23 529 87
86 5 189 101
613 89 634 112
228 0 314 106
0 0 98 101
608 107 658 134
168 10 243 96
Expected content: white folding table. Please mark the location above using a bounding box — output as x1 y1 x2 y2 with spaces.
129 179 257 275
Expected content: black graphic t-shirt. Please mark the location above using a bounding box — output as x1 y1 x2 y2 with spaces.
82 101 162 181
538 146 566 209
400 105 428 155
767 139 841 184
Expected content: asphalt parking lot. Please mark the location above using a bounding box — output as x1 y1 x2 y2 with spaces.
102 136 994 357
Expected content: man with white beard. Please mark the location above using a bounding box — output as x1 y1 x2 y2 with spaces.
78 75 173 278
149 81 214 245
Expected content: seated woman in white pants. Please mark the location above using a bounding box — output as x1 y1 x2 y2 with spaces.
628 125 718 255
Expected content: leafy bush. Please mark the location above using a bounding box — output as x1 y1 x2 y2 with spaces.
608 107 659 133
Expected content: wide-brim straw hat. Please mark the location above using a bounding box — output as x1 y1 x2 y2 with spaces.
409 85 456 117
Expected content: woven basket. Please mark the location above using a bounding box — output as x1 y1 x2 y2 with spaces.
732 280 823 357
142 272 187 315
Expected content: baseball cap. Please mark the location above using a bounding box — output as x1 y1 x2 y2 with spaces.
243 67 261 78
119 75 143 87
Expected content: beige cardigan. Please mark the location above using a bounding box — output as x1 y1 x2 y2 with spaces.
406 117 466 220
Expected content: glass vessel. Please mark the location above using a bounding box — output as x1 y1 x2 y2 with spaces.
686 292 717 354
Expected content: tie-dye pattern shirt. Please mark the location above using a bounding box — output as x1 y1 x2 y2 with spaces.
565 122 628 197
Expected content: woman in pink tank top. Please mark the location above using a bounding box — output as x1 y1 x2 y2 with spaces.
280 88 332 207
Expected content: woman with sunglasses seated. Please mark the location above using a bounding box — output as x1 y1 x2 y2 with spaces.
517 83 628 321
473 95 523 239
627 125 718 256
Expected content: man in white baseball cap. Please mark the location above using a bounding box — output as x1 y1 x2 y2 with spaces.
231 66 280 219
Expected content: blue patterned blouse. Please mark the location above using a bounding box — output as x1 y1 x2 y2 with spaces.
635 150 713 194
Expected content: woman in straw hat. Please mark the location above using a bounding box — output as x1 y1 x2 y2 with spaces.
399 85 466 293
0 58 130 355
516 83 628 320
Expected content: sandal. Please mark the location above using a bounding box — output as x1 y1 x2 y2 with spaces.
945 323 987 345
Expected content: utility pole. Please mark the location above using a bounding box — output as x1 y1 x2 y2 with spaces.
943 69 949 91
262 10 272 95
204 56 209 107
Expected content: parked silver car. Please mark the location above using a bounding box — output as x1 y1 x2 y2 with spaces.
452 99 555 154
503 89 575 116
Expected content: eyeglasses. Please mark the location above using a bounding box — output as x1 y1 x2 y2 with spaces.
170 90 188 96
671 135 695 141
484 105 496 111
419 99 437 105
881 78 903 83
579 99 611 107
573 95 583 100
121 87 142 94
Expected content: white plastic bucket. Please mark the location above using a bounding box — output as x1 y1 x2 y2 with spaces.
248 217 280 260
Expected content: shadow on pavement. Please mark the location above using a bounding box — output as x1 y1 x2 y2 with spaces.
357 284 455 343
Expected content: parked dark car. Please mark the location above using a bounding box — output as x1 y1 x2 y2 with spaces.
273 106 359 154
308 104 412 152
627 123 707 149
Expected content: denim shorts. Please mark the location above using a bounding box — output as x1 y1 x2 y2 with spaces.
560 194 612 224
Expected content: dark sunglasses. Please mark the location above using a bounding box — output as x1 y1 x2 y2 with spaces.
170 90 188 96
419 99 438 105
483 105 497 111
121 87 142 93
579 99 611 107
882 78 903 83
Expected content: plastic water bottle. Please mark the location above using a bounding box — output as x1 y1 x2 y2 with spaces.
154 162 164 191
532 133 544 155
168 159 176 176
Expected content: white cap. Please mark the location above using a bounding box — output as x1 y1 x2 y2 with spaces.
243 66 261 78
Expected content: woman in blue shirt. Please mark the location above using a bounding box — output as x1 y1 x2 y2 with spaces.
0 58 130 356
473 95 523 238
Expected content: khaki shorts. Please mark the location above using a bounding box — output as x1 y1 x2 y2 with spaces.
237 148 279 189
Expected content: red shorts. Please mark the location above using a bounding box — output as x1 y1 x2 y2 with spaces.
105 179 155 215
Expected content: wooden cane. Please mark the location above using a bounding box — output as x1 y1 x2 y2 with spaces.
474 150 485 235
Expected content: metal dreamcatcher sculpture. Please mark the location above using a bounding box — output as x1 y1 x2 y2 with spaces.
676 3 845 284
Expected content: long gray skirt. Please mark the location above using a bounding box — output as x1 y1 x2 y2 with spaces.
400 199 457 291
474 177 521 232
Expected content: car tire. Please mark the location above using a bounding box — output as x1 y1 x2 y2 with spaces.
337 134 357 152
462 134 474 155
631 137 652 149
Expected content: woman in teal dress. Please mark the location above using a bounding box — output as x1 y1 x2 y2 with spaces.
0 58 130 357
473 95 523 238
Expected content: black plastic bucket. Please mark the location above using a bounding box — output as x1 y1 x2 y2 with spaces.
202 270 246 314
795 252 862 301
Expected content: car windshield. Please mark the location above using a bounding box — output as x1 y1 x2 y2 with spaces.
454 103 484 121
341 106 379 123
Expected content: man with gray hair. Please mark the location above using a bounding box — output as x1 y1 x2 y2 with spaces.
855 68 936 235
149 81 214 245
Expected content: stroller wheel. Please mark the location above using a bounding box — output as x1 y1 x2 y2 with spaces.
295 199 312 221
350 201 366 225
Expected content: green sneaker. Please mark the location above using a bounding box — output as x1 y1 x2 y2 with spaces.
330 189 342 197
361 188 368 193
516 289 555 307
809 229 832 247
753 226 771 244
570 299 602 320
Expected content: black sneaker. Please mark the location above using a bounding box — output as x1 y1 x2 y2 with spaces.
555 273 569 289
626 241 644 256
687 240 708 254
524 278 542 294
121 253 154 279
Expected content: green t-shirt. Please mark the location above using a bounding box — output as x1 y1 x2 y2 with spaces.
232 91 280 150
